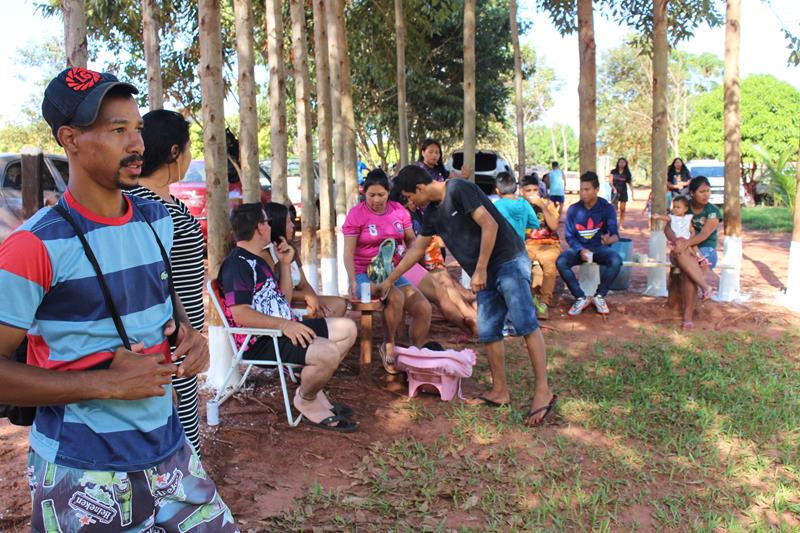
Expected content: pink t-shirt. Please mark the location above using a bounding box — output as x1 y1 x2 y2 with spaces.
342 201 412 274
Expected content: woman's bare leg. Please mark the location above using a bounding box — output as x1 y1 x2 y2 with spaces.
399 285 432 347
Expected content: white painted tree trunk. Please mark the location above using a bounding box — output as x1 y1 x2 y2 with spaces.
644 230 668 297
312 0 339 296
782 241 800 312
717 235 742 302
205 327 239 391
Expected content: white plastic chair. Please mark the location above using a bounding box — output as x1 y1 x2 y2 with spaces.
207 279 303 427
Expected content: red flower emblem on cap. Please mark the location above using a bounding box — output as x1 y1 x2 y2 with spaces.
65 68 101 91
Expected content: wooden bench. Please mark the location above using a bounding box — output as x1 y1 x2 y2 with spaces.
348 300 384 374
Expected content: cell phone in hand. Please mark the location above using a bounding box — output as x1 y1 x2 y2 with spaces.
264 242 279 263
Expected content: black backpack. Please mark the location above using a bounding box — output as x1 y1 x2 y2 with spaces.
0 202 179 427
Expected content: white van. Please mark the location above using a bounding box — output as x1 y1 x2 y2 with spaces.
685 159 746 206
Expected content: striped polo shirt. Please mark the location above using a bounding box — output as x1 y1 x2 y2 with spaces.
0 191 184 471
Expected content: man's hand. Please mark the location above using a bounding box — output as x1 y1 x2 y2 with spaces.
377 280 392 300
105 343 178 400
580 249 591 262
164 320 209 378
471 267 487 292
281 320 316 347
276 236 295 264
601 234 613 246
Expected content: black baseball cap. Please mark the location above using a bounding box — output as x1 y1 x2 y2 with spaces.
42 67 139 145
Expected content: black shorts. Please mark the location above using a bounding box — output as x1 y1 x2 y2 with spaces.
612 182 628 203
243 318 329 365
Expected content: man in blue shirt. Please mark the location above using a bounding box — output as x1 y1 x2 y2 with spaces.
546 161 565 216
556 171 622 316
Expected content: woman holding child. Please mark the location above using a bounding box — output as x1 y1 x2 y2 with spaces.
665 176 722 331
343 170 432 373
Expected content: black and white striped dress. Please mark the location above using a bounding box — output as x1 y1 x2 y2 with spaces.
126 185 205 453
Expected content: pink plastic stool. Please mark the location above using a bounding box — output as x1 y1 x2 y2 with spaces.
407 370 462 401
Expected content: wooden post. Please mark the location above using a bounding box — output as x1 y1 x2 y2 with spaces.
21 147 44 219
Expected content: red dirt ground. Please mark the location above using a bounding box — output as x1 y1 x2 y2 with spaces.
0 192 796 531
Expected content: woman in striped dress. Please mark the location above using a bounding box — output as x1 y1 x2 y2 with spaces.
127 110 205 454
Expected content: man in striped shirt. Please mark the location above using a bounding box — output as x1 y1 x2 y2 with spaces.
0 68 238 532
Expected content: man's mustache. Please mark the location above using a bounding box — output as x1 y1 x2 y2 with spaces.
120 155 143 167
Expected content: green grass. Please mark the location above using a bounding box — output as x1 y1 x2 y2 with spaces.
263 332 800 531
742 206 793 232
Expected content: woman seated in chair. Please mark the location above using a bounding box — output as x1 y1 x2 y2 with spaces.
262 202 347 318
343 169 432 374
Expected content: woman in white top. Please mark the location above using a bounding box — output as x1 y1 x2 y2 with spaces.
262 202 347 318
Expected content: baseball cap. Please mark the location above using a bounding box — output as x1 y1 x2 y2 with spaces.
42 67 139 145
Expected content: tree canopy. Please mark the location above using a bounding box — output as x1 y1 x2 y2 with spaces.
682 74 800 163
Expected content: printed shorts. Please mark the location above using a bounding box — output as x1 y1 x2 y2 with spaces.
28 441 239 533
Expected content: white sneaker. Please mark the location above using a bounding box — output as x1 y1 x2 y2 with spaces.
592 295 610 315
568 297 591 316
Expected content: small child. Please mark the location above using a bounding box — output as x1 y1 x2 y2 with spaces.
493 171 539 244
652 195 713 299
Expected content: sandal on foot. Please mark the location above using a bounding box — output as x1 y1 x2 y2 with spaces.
379 343 399 375
682 320 694 331
302 414 358 433
525 394 558 427
331 402 354 419
469 395 510 408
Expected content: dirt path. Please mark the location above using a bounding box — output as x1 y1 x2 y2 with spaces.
0 191 795 531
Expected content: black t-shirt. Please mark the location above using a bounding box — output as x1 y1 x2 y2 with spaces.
420 179 523 276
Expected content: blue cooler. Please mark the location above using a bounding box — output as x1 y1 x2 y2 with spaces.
610 238 633 290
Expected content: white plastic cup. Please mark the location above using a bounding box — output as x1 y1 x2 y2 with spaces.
585 251 594 263
206 400 219 426
360 282 371 303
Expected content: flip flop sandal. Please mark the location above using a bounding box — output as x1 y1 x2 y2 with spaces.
379 343 400 375
471 394 510 408
525 394 558 427
331 402 354 419
302 414 358 433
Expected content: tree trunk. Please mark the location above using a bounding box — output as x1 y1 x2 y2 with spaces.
577 0 596 175
395 0 409 168
723 0 742 238
510 0 525 176
550 126 558 163
330 0 358 210
234 0 260 203
561 124 568 173
198 0 230 306
784 136 800 308
718 0 742 302
266 0 289 206
462 0 476 178
326 0 346 218
376 127 387 170
644 0 669 298
142 0 163 110
62 0 87 68
290 0 318 290
312 0 338 295
651 0 669 221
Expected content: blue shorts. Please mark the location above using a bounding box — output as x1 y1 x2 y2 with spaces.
356 272 411 288
549 194 565 204
476 253 540 343
699 246 718 269
28 441 239 532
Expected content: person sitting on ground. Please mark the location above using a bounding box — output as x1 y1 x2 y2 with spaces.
343 169 432 373
556 171 622 316
547 161 566 216
651 194 713 296
389 183 478 338
665 176 722 330
520 175 561 320
219 203 358 432
262 202 347 318
493 171 539 243
380 166 556 427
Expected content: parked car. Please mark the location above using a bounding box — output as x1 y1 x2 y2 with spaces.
686 159 746 206
445 149 515 195
259 159 321 214
0 153 69 243
169 159 272 238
